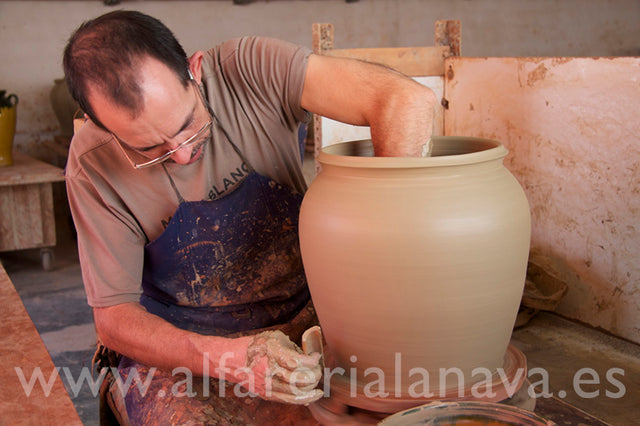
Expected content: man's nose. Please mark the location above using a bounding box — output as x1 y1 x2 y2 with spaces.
170 144 194 164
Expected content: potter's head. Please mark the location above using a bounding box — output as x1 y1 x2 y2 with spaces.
62 10 191 131
63 10 212 167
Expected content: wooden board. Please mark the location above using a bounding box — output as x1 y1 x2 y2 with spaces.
0 183 55 251
0 262 82 424
324 46 451 77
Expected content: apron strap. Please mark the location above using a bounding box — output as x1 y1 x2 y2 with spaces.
199 80 256 173
161 163 186 204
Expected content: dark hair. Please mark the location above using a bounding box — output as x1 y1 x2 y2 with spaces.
63 10 190 130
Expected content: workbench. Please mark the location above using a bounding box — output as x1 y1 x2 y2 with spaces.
0 261 82 424
0 151 66 270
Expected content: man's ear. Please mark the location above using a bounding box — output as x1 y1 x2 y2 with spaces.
187 52 205 83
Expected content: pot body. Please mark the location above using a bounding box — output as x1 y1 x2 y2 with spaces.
299 137 531 394
0 105 17 166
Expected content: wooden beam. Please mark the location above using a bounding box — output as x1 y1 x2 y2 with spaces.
324 46 451 77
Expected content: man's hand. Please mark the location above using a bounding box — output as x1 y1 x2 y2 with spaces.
236 329 323 405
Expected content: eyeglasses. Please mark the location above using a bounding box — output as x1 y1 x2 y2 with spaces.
112 80 213 169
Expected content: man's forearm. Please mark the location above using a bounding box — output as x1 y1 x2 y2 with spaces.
302 54 437 157
93 302 323 403
93 302 249 376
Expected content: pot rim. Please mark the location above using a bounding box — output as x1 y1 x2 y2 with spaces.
318 136 508 169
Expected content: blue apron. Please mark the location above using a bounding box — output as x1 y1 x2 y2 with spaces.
138 143 311 337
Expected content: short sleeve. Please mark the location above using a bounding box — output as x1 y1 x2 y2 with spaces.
221 37 312 131
65 125 147 307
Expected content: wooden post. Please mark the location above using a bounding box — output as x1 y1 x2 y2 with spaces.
312 23 334 55
435 20 461 57
310 23 335 174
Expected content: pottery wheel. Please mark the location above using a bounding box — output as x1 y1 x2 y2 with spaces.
309 344 530 424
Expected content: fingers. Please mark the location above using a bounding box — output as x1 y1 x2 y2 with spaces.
290 351 322 370
265 340 304 370
244 329 325 404
269 362 322 391
268 388 324 405
247 330 321 372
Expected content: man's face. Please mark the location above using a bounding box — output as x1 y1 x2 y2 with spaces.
89 57 209 166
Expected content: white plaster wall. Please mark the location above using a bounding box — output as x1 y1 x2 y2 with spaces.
1 0 639 155
444 57 640 344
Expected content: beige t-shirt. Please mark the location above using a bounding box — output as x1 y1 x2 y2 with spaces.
66 37 311 307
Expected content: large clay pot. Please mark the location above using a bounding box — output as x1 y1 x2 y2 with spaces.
299 137 531 404
50 78 80 139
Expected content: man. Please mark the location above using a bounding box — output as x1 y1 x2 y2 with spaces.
64 10 435 424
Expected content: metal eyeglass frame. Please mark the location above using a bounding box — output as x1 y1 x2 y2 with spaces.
112 78 213 170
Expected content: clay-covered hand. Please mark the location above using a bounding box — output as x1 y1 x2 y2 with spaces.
239 328 323 405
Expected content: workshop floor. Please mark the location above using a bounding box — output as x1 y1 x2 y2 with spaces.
2 154 639 425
